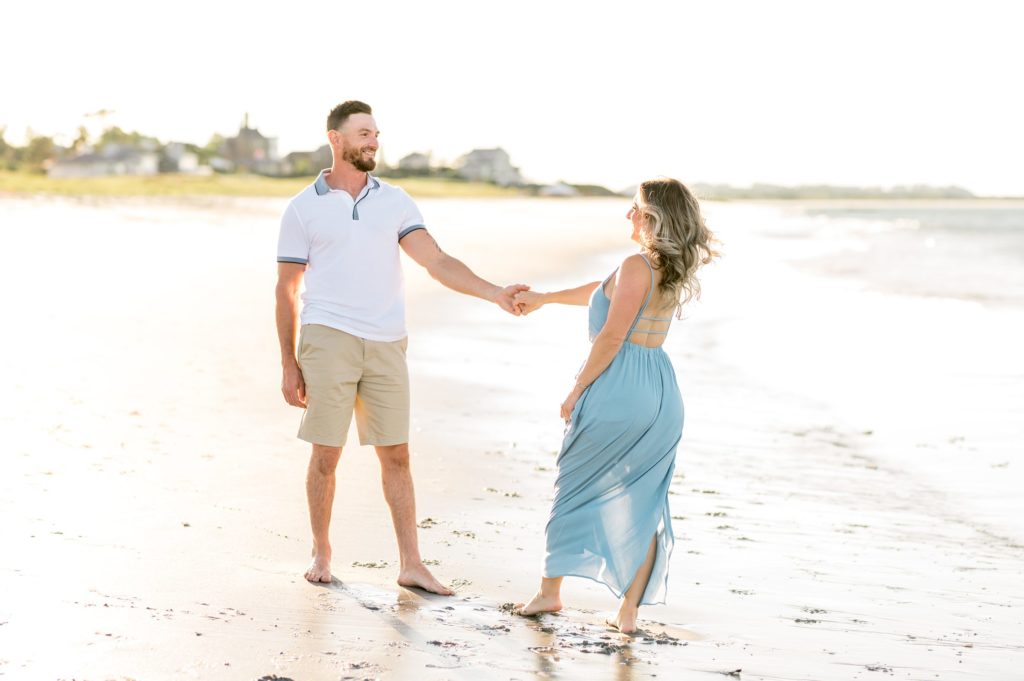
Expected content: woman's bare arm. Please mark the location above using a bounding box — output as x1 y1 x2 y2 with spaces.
514 281 602 314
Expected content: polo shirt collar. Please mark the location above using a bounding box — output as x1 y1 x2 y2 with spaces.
314 168 381 196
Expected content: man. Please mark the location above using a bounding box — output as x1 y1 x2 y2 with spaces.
276 101 527 594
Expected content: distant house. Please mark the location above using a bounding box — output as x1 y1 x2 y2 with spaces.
455 148 522 186
48 143 159 178
398 152 431 173
539 182 580 197
282 145 332 177
160 142 204 174
218 113 279 174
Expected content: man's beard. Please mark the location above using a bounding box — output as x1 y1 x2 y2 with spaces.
343 144 377 172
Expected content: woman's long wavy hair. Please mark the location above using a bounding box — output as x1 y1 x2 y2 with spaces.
635 178 719 315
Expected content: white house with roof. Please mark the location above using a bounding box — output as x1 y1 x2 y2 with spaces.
161 142 203 174
455 147 522 186
398 152 431 172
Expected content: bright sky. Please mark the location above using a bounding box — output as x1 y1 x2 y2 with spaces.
3 0 1022 195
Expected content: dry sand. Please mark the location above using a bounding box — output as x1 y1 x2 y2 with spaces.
0 195 1021 680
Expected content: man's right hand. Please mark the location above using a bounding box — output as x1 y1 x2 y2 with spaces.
282 361 307 408
493 283 531 315
513 289 544 316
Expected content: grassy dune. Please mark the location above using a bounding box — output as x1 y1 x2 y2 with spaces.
0 172 524 199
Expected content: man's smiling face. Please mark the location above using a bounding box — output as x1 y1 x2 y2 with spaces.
331 112 379 172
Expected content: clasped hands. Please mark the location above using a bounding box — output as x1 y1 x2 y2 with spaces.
493 285 543 316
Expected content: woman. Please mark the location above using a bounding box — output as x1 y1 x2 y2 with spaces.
511 178 718 633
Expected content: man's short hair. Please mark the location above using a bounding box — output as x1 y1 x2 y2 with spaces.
327 101 373 131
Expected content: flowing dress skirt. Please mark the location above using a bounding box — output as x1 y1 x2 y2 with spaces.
543 342 683 605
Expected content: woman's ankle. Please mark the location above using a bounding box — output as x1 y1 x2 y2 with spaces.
540 577 562 600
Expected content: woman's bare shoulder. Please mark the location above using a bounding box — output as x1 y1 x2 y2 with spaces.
615 253 651 281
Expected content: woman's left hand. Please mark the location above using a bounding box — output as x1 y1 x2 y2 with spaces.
560 384 585 421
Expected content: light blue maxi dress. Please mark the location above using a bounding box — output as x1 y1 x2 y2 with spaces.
543 254 684 605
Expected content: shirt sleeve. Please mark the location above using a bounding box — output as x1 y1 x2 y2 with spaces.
277 202 309 264
397 190 427 240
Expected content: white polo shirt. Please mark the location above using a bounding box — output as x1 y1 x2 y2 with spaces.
277 170 427 341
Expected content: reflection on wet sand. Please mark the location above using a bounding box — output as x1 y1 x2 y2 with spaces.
301 576 695 678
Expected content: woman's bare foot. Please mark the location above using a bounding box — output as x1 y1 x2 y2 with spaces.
397 563 454 596
607 607 639 634
304 550 332 583
515 591 563 617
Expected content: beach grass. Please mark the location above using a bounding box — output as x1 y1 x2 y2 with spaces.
0 171 524 199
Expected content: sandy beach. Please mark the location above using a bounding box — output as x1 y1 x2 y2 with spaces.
1 194 1022 680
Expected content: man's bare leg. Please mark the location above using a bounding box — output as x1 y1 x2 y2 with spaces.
515 576 563 616
609 536 658 633
375 443 453 596
305 444 342 583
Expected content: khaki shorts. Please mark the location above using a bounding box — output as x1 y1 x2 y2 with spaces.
296 324 410 447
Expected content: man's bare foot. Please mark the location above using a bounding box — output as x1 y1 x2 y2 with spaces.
607 608 639 634
397 563 453 596
304 551 332 583
515 591 562 617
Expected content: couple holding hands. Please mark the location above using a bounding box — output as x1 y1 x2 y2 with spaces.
275 101 717 633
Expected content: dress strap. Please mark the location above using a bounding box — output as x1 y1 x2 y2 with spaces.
626 254 657 337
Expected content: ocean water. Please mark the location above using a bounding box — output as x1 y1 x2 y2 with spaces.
795 202 1024 305
702 200 1024 543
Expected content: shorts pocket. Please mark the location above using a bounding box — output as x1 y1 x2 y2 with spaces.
297 325 318 366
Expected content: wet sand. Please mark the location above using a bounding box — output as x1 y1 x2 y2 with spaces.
0 195 1021 679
